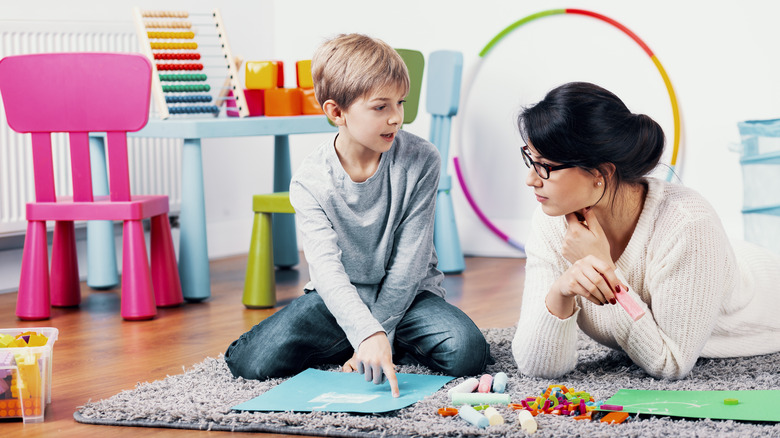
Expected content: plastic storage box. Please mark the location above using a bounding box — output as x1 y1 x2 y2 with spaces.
0 327 58 423
736 119 780 254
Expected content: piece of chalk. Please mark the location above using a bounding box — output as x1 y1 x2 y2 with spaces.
451 392 512 405
458 404 489 428
517 409 538 433
599 404 623 411
614 285 645 321
447 377 479 395
492 372 508 393
724 398 739 405
477 374 493 393
483 406 504 425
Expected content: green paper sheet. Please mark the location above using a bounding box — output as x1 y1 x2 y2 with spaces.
605 389 780 422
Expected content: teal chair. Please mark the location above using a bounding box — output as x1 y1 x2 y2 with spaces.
427 50 465 274
242 49 425 308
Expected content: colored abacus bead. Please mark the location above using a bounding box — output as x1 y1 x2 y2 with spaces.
144 20 192 29
147 31 195 40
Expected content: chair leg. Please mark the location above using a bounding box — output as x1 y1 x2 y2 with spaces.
121 220 156 320
150 214 183 307
243 212 276 308
17 221 51 320
87 136 119 289
86 220 119 289
50 220 81 307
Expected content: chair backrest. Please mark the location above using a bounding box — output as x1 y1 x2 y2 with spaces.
426 50 464 178
426 50 463 117
0 52 152 203
395 49 424 125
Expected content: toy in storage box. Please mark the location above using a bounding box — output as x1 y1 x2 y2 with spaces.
0 327 58 423
737 119 780 255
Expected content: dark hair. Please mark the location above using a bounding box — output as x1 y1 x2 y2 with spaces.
517 82 665 196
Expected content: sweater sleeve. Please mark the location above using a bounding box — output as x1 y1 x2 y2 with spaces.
512 207 581 378
604 213 733 379
289 178 384 350
513 194 736 380
369 140 441 339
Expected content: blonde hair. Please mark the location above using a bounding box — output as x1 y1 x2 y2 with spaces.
311 33 409 110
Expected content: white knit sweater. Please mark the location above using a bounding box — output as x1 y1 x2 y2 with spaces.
512 177 780 379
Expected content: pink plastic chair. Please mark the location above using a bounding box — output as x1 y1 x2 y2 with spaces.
0 52 183 320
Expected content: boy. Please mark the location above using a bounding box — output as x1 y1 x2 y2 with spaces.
224 34 490 397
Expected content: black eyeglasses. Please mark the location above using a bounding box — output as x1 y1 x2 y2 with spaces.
521 145 576 179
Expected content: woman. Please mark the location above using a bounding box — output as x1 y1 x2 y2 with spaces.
512 82 780 379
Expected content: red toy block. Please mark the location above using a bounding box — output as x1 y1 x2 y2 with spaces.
301 88 323 115
275 61 285 87
243 89 265 116
265 88 302 116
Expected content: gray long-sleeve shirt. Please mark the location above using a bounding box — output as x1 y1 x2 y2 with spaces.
289 130 445 350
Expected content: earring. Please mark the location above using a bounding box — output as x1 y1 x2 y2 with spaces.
597 181 603 187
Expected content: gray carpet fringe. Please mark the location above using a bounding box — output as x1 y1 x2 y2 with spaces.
75 327 780 437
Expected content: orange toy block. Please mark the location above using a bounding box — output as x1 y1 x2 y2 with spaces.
246 61 279 90
301 88 323 115
0 399 21 417
600 411 629 424
296 60 313 89
264 88 302 116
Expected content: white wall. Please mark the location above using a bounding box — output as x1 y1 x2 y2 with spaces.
271 0 780 257
2 0 779 293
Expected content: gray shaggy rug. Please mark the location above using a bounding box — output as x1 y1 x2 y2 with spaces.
75 327 780 437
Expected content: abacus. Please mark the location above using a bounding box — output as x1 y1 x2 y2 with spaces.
132 8 248 119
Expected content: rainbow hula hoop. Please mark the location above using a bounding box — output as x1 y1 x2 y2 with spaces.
453 8 681 252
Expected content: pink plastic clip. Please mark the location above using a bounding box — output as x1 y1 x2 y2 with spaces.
614 285 645 321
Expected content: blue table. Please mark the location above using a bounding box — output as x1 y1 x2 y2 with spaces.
87 115 336 301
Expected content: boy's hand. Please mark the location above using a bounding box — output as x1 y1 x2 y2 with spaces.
355 332 399 397
342 353 359 373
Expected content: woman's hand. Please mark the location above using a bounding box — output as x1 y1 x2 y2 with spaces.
546 208 621 318
562 208 611 264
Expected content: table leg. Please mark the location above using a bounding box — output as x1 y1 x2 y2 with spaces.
272 135 299 268
86 136 119 289
179 138 211 301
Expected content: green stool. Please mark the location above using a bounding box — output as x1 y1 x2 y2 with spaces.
243 192 295 308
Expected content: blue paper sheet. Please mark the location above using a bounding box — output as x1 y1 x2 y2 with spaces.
232 368 454 413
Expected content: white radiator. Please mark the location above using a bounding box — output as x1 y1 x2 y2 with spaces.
0 25 182 236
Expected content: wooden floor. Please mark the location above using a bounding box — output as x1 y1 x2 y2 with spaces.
0 253 526 437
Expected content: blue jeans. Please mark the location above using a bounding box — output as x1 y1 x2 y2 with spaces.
225 290 491 380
